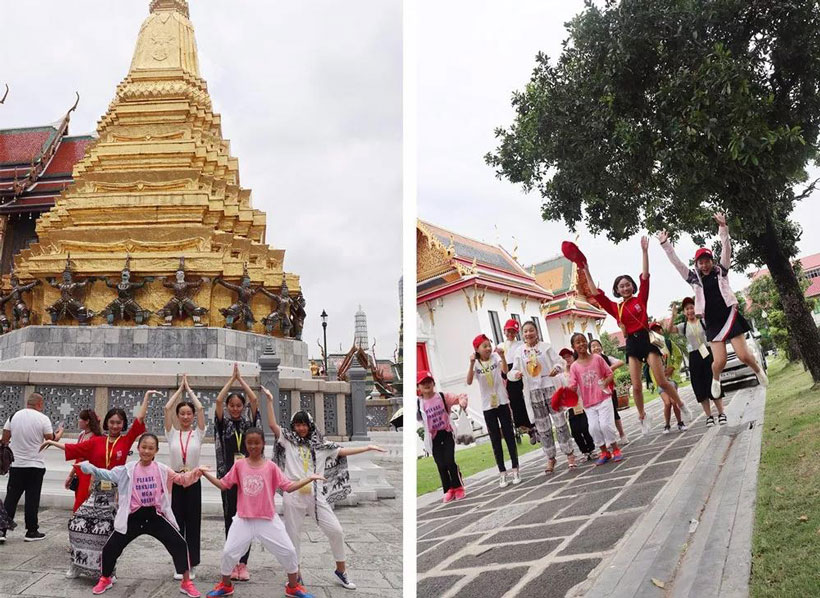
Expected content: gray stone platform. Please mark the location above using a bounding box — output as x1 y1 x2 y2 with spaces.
0 463 402 598
0 326 310 378
417 384 762 598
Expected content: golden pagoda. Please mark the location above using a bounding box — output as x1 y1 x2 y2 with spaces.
12 0 300 331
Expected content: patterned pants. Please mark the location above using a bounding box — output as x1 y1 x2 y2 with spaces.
530 388 574 460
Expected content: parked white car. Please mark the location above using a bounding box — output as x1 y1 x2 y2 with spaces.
720 331 767 388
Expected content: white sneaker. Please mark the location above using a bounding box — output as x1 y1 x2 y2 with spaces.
677 422 687 432
65 566 79 579
711 378 722 398
756 369 769 387
640 412 652 435
499 473 509 489
174 569 195 581
511 470 521 485
619 434 630 446
334 569 357 590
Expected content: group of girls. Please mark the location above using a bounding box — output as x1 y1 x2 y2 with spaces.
40 363 383 598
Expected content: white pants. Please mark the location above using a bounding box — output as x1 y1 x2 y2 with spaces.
220 515 299 576
585 400 618 448
282 492 346 562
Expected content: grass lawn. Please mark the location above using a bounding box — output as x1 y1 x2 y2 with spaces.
750 357 820 597
417 434 541 496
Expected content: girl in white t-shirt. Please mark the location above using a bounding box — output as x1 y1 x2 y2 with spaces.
508 321 576 474
164 374 207 580
466 334 520 488
264 389 385 591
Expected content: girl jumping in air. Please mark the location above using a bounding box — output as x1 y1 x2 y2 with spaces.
658 213 767 399
200 428 322 598
266 389 386 591
582 236 691 434
508 320 576 474
78 433 203 597
567 333 623 465
467 334 520 487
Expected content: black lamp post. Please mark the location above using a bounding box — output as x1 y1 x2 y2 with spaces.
321 309 328 377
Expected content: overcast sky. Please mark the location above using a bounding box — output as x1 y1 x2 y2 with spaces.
418 0 820 335
1 0 402 361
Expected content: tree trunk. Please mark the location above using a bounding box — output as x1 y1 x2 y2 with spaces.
758 217 820 384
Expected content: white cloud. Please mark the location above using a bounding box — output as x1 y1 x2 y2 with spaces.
1 0 402 359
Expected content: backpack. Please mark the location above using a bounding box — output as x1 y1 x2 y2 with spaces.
0 443 13 476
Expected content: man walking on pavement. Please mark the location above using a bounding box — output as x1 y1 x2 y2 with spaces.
1 392 63 542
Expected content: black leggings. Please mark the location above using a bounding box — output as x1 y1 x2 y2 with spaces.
221 486 250 564
484 405 518 472
102 507 189 577
432 431 462 493
567 410 596 454
172 480 201 568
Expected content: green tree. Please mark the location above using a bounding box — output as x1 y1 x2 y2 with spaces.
487 0 820 385
599 330 621 356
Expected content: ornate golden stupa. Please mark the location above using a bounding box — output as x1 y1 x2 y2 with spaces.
12 0 300 331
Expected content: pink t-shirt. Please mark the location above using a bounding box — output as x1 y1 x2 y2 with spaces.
421 394 453 435
129 461 163 513
220 459 291 520
569 354 613 409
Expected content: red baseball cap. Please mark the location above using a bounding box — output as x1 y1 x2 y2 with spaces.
558 348 573 358
417 370 435 385
681 296 695 308
649 322 664 332
472 334 491 351
694 248 713 262
503 319 519 332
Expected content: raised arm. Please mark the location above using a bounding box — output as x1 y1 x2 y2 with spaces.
136 389 158 422
164 380 185 432
715 213 731 269
183 375 206 432
235 369 258 418
657 230 694 281
215 365 239 421
284 473 326 493
641 236 649 279
338 445 386 458
465 353 476 385
582 264 600 296
261 385 281 438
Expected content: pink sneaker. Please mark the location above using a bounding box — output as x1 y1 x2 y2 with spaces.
442 489 455 503
92 576 114 595
180 579 202 597
453 486 466 500
230 564 242 581
236 563 250 581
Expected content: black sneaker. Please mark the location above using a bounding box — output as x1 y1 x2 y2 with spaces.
24 531 45 542
705 416 715 428
0 530 6 543
718 413 728 425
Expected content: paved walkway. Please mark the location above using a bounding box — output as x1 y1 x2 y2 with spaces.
0 463 402 598
417 385 762 598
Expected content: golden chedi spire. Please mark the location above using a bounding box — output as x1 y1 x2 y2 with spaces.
14 0 300 331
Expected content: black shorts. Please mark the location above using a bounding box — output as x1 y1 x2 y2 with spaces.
624 329 662 362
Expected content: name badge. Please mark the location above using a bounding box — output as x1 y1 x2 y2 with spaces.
698 344 710 358
100 481 113 491
234 453 245 461
179 466 190 473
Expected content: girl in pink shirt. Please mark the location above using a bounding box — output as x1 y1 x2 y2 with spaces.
79 433 204 597
568 334 624 466
200 428 323 598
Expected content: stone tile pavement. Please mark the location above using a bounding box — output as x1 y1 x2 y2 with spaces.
417 385 750 598
0 463 402 598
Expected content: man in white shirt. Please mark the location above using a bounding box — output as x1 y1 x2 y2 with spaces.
1 392 62 542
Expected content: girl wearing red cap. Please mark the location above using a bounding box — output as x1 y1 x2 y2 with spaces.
658 213 767 399
467 334 520 488
581 237 689 435
508 321 576 474
559 348 597 461
416 371 469 502
671 298 727 426
500 319 533 439
568 333 622 465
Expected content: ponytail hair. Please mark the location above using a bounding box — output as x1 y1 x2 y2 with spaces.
79 409 102 436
